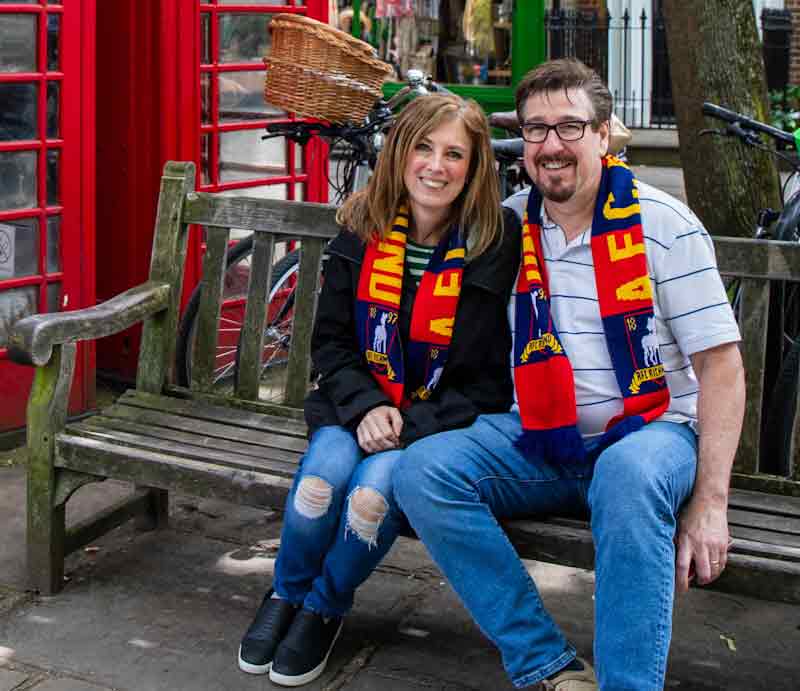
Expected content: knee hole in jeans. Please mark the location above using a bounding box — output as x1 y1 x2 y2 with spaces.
294 476 333 519
345 486 388 549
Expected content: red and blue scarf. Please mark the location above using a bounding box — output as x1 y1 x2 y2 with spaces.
355 205 466 408
514 156 670 462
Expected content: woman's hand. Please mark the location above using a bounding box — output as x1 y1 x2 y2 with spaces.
356 406 404 453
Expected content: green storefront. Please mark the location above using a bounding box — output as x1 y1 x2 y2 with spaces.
346 1 545 116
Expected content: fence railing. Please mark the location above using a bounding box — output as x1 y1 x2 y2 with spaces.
544 8 792 130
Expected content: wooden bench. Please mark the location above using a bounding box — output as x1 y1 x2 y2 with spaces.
9 161 800 603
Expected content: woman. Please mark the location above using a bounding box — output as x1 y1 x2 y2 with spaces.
238 93 521 686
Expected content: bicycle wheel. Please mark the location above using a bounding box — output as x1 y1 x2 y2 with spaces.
239 249 301 401
175 237 300 399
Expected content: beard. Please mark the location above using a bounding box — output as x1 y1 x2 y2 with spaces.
531 154 578 203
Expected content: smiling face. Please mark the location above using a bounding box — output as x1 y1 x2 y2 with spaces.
402 117 472 239
521 87 609 208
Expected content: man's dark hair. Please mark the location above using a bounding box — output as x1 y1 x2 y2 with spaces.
515 58 613 128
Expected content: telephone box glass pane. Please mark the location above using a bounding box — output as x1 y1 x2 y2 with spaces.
0 286 38 348
47 215 60 272
201 72 211 125
47 81 59 138
0 83 37 141
47 149 60 206
0 15 37 73
201 13 210 64
200 134 211 185
47 281 61 312
219 14 271 63
0 219 38 278
219 129 286 182
47 14 60 71
0 151 37 210
294 142 303 172
219 70 282 122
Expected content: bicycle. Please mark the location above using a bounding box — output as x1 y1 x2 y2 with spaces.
701 101 800 474
175 71 527 399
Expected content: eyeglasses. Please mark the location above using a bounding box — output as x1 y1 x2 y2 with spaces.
520 120 593 143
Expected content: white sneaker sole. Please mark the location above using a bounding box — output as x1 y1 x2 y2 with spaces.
237 644 271 675
268 620 343 687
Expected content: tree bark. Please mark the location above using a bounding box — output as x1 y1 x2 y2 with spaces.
662 0 781 237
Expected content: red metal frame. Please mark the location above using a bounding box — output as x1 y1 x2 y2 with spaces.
94 0 329 381
0 0 96 430
184 0 330 299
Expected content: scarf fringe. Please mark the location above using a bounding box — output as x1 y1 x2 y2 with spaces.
515 426 586 464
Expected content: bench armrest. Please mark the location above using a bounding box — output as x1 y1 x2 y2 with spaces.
8 280 171 366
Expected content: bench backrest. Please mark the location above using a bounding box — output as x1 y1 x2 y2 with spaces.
136 161 339 410
139 162 800 491
715 237 800 489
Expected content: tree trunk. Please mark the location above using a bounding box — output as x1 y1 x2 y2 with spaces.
662 0 781 238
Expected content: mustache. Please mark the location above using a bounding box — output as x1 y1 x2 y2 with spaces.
535 154 577 166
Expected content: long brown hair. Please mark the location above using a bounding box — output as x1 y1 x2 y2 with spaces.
336 93 502 258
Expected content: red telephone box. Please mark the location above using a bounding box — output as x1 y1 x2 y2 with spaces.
95 0 329 382
0 1 96 433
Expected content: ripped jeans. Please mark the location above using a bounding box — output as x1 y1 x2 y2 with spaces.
272 425 408 618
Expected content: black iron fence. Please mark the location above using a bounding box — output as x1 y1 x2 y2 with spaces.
544 8 793 130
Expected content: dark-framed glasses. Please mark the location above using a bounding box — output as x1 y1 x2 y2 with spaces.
521 120 592 143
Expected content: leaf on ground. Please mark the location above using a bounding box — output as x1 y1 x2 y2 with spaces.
720 634 737 652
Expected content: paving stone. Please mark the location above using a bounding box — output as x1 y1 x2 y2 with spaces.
0 669 29 691
30 680 110 691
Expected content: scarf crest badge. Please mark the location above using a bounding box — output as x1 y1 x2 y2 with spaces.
356 205 466 409
514 155 670 463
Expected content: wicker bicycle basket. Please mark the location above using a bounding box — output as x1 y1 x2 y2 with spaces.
264 14 394 124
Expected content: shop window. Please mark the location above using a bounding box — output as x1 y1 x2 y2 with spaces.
339 0 514 86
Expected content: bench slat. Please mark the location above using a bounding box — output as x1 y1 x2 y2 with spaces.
728 487 800 518
191 227 231 393
67 418 303 470
183 194 339 239
236 232 275 401
99 403 307 453
118 390 307 438
729 524 800 550
504 518 800 602
285 238 326 408
736 278 770 474
716 237 800 282
728 508 800 537
55 435 294 510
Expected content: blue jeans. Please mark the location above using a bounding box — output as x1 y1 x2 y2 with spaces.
273 425 407 618
394 412 697 690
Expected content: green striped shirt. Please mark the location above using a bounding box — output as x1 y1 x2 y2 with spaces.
405 239 436 286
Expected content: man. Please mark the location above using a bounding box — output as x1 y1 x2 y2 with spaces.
394 58 744 690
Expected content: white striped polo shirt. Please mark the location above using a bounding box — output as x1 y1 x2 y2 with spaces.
504 180 741 438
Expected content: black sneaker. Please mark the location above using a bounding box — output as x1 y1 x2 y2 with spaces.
269 609 343 686
238 590 298 675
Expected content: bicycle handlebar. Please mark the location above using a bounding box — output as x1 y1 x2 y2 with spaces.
702 102 795 146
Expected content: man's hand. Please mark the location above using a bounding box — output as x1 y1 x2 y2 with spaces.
675 495 730 593
675 342 744 594
356 406 404 453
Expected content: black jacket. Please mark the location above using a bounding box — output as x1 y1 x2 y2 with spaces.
304 207 522 446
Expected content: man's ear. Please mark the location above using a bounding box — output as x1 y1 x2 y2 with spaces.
597 119 610 156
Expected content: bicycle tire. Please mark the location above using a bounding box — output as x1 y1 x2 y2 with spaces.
175 234 255 387
175 237 300 393
761 338 800 476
